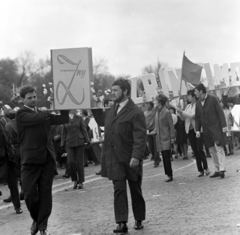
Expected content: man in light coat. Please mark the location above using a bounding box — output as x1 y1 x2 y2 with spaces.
92 78 146 234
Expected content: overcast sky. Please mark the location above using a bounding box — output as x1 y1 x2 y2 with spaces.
0 0 239 77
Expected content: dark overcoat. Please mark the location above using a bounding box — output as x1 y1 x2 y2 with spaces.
195 94 227 148
61 115 90 148
16 107 69 165
92 98 147 181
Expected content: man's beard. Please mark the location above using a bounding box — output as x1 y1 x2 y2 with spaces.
114 92 125 103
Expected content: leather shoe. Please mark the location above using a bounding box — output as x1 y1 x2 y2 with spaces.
219 171 225 179
78 183 83 189
210 172 220 178
134 220 144 230
73 181 78 189
198 172 204 177
3 195 12 203
113 223 128 233
40 230 50 235
95 171 101 175
15 207 23 214
165 177 173 182
30 221 38 235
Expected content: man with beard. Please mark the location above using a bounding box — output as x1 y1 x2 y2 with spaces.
194 83 227 179
16 85 69 235
92 78 146 233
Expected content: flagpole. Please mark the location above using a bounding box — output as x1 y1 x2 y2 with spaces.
178 51 185 107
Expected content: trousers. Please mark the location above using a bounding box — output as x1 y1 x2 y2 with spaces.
188 129 208 172
21 152 54 231
113 177 146 223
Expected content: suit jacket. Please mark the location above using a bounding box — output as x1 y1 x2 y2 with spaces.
61 115 90 148
92 98 147 181
155 106 175 152
195 94 227 148
16 107 69 165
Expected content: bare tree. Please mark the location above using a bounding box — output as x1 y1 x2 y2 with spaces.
15 51 50 87
93 57 109 78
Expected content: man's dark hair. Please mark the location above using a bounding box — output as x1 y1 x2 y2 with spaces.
112 78 131 96
195 83 206 94
155 94 168 106
81 109 88 117
168 106 176 114
147 102 154 109
187 89 196 98
103 98 112 107
19 85 36 98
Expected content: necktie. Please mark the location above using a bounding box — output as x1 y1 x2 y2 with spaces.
114 104 120 116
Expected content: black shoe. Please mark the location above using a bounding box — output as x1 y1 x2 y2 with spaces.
20 192 24 201
219 171 225 179
165 177 173 182
95 171 101 175
210 172 220 178
113 223 128 233
0 191 2 196
30 221 38 235
78 183 83 189
3 196 11 203
40 230 50 235
15 207 23 214
73 181 78 190
154 163 159 168
134 220 144 230
84 163 88 167
198 172 204 177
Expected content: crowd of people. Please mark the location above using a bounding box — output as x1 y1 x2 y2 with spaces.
0 79 238 234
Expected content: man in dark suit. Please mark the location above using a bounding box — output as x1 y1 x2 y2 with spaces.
195 83 227 179
16 85 69 235
92 78 146 233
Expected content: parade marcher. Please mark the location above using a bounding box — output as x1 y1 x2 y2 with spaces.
195 83 227 179
152 94 175 182
177 89 210 177
4 108 24 202
220 101 234 155
144 102 160 167
0 117 22 214
79 109 100 167
92 78 146 233
61 110 91 190
16 85 69 235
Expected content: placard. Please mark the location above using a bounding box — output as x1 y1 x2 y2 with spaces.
51 48 94 110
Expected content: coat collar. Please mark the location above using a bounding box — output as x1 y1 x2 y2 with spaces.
112 98 136 120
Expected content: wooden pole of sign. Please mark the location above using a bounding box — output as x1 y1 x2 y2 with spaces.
178 51 185 108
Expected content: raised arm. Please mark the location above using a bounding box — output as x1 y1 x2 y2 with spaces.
16 109 50 127
91 109 106 127
50 110 69 126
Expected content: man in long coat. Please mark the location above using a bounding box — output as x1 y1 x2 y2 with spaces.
195 83 227 178
16 85 69 235
92 78 146 234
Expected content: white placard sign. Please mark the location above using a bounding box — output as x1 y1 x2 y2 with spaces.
51 48 93 110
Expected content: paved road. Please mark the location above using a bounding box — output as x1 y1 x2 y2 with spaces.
1 152 240 235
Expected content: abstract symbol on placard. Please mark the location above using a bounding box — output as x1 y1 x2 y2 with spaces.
56 55 85 105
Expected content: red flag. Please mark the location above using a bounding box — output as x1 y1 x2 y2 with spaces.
182 53 203 86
